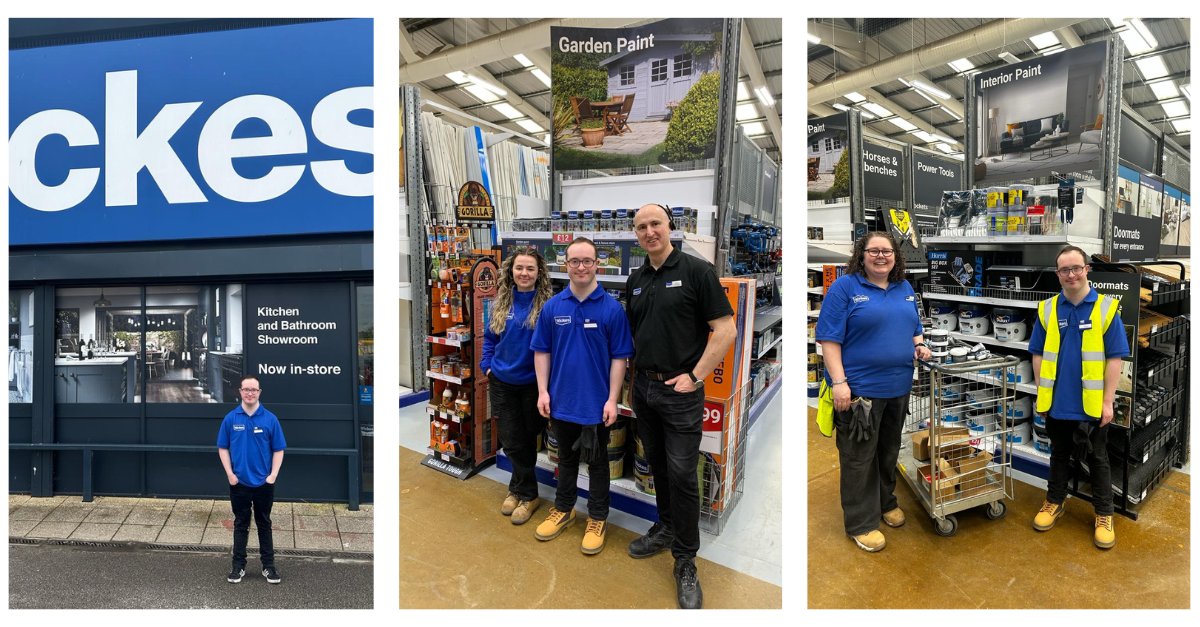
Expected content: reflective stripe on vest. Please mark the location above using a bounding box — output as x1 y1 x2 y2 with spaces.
1036 293 1120 418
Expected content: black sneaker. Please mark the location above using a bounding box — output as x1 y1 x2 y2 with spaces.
627 522 674 559
673 557 703 609
227 566 245 584
262 565 282 584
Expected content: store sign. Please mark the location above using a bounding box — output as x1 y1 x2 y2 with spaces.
245 283 353 405
911 153 962 209
861 141 904 202
9 20 374 245
455 181 495 223
1110 212 1161 262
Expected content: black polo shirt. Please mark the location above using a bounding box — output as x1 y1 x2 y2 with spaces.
626 247 733 375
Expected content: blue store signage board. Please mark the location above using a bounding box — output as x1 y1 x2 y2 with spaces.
9 19 374 246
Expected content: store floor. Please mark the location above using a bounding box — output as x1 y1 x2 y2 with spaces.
807 407 1190 609
399 389 784 609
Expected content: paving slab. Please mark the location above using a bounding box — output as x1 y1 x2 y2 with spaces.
165 510 210 527
333 503 372 518
83 508 132 524
338 532 373 552
124 508 170 526
294 530 342 550
295 515 338 532
70 523 121 541
10 506 52 522
292 503 335 516
172 499 215 512
28 521 80 539
335 517 373 534
42 505 92 523
135 498 176 509
10 518 39 536
113 525 161 543
156 526 204 544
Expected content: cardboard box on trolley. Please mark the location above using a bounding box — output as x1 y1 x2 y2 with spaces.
700 277 756 512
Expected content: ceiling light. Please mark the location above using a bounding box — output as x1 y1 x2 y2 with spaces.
1109 18 1126 27
831 103 850 111
736 103 760 121
948 58 975 73
909 130 937 143
741 121 767 136
808 33 821 45
858 109 877 120
936 143 954 154
516 119 544 133
531 68 551 87
932 133 954 144
445 71 470 84
1040 46 1065 56
911 79 951 100
466 74 508 97
1161 101 1189 117
754 86 776 107
862 102 892 118
844 91 866 103
890 118 917 131
1136 55 1169 80
1030 32 1060 49
1150 81 1180 99
1129 19 1159 50
492 103 522 119
513 53 533 67
1120 19 1157 55
998 51 1022 64
464 83 502 103
941 106 962 121
1172 118 1190 133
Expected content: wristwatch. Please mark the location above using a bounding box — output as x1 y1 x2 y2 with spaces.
916 341 929 349
688 372 704 387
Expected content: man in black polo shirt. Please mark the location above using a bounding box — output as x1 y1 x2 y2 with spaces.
624 203 736 609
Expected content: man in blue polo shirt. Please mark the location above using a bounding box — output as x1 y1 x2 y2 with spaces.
217 374 287 584
531 237 634 555
1029 246 1129 549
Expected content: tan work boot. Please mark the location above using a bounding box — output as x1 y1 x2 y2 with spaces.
1094 515 1116 549
882 507 906 528
1032 500 1065 531
500 492 519 516
581 518 607 555
534 507 576 541
510 498 540 525
851 529 886 552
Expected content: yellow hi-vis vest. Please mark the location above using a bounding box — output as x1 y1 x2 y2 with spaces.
1036 293 1120 418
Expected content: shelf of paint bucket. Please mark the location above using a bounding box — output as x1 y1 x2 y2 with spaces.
946 331 1030 352
426 370 471 385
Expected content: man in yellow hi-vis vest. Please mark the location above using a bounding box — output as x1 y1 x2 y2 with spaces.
1028 246 1129 549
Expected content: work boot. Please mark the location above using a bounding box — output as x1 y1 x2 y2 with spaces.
882 507 906 528
510 498 540 525
581 518 607 555
500 492 520 516
1094 515 1116 549
627 522 674 558
673 556 703 609
534 507 576 541
851 529 886 552
1032 500 1065 531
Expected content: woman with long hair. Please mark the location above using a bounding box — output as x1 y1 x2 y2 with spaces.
481 246 553 525
815 231 931 552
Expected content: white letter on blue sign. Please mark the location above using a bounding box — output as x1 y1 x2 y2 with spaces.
9 109 101 212
198 94 308 203
311 86 373 197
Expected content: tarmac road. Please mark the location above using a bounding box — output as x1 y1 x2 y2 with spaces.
10 542 372 609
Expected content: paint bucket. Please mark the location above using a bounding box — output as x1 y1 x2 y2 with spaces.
608 419 627 449
948 346 970 363
992 308 1030 342
967 410 995 438
608 449 625 480
1008 360 1034 385
546 429 559 464
1005 396 1033 422
1007 419 1032 445
633 454 655 495
929 303 958 332
958 303 991 336
1033 424 1051 453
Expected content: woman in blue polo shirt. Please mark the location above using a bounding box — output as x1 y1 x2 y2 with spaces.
481 246 553 526
816 232 930 553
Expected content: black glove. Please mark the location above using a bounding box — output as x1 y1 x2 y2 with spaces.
847 397 875 443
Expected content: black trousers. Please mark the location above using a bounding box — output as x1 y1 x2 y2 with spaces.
230 481 275 569
551 418 611 520
833 394 908 536
1046 416 1114 516
631 373 705 558
490 376 543 500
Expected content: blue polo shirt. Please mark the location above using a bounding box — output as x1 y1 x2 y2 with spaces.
1028 288 1130 421
530 284 634 425
480 289 538 385
815 273 922 397
216 404 287 487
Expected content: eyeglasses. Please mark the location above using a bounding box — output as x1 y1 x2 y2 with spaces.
240 388 261 393
865 248 895 257
1055 265 1087 277
566 258 597 268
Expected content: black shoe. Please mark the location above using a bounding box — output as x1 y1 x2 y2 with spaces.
627 522 674 559
673 557 703 609
262 565 282 584
227 566 245 584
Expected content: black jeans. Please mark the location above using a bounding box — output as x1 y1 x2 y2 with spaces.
1046 416 1114 516
631 372 705 558
490 375 543 500
230 481 276 569
551 418 610 520
833 394 908 536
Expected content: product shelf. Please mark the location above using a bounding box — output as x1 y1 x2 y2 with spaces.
426 370 471 385
922 286 1055 309
755 335 784 360
425 335 464 347
753 307 783 333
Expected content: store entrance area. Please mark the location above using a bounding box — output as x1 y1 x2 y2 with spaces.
399 394 784 609
806 407 1190 609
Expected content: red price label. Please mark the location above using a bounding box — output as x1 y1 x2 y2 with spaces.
702 400 723 431
552 232 574 244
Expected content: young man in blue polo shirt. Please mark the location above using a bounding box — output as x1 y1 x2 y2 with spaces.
1029 246 1129 549
531 237 634 555
217 374 287 583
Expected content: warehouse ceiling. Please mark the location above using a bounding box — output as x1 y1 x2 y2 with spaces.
401 18 783 165
808 18 1191 154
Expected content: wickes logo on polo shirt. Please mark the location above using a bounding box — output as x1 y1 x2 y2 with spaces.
10 70 373 213
554 316 572 326
852 294 870 304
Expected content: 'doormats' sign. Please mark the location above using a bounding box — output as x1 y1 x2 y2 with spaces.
9 19 374 245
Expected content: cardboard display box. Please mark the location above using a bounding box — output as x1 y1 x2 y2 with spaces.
927 250 989 296
911 430 931 461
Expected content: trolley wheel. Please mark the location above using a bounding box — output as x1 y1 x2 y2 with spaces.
985 500 1007 520
934 515 958 537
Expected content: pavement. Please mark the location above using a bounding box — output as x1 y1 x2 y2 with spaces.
9 494 373 554
10 542 373 609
